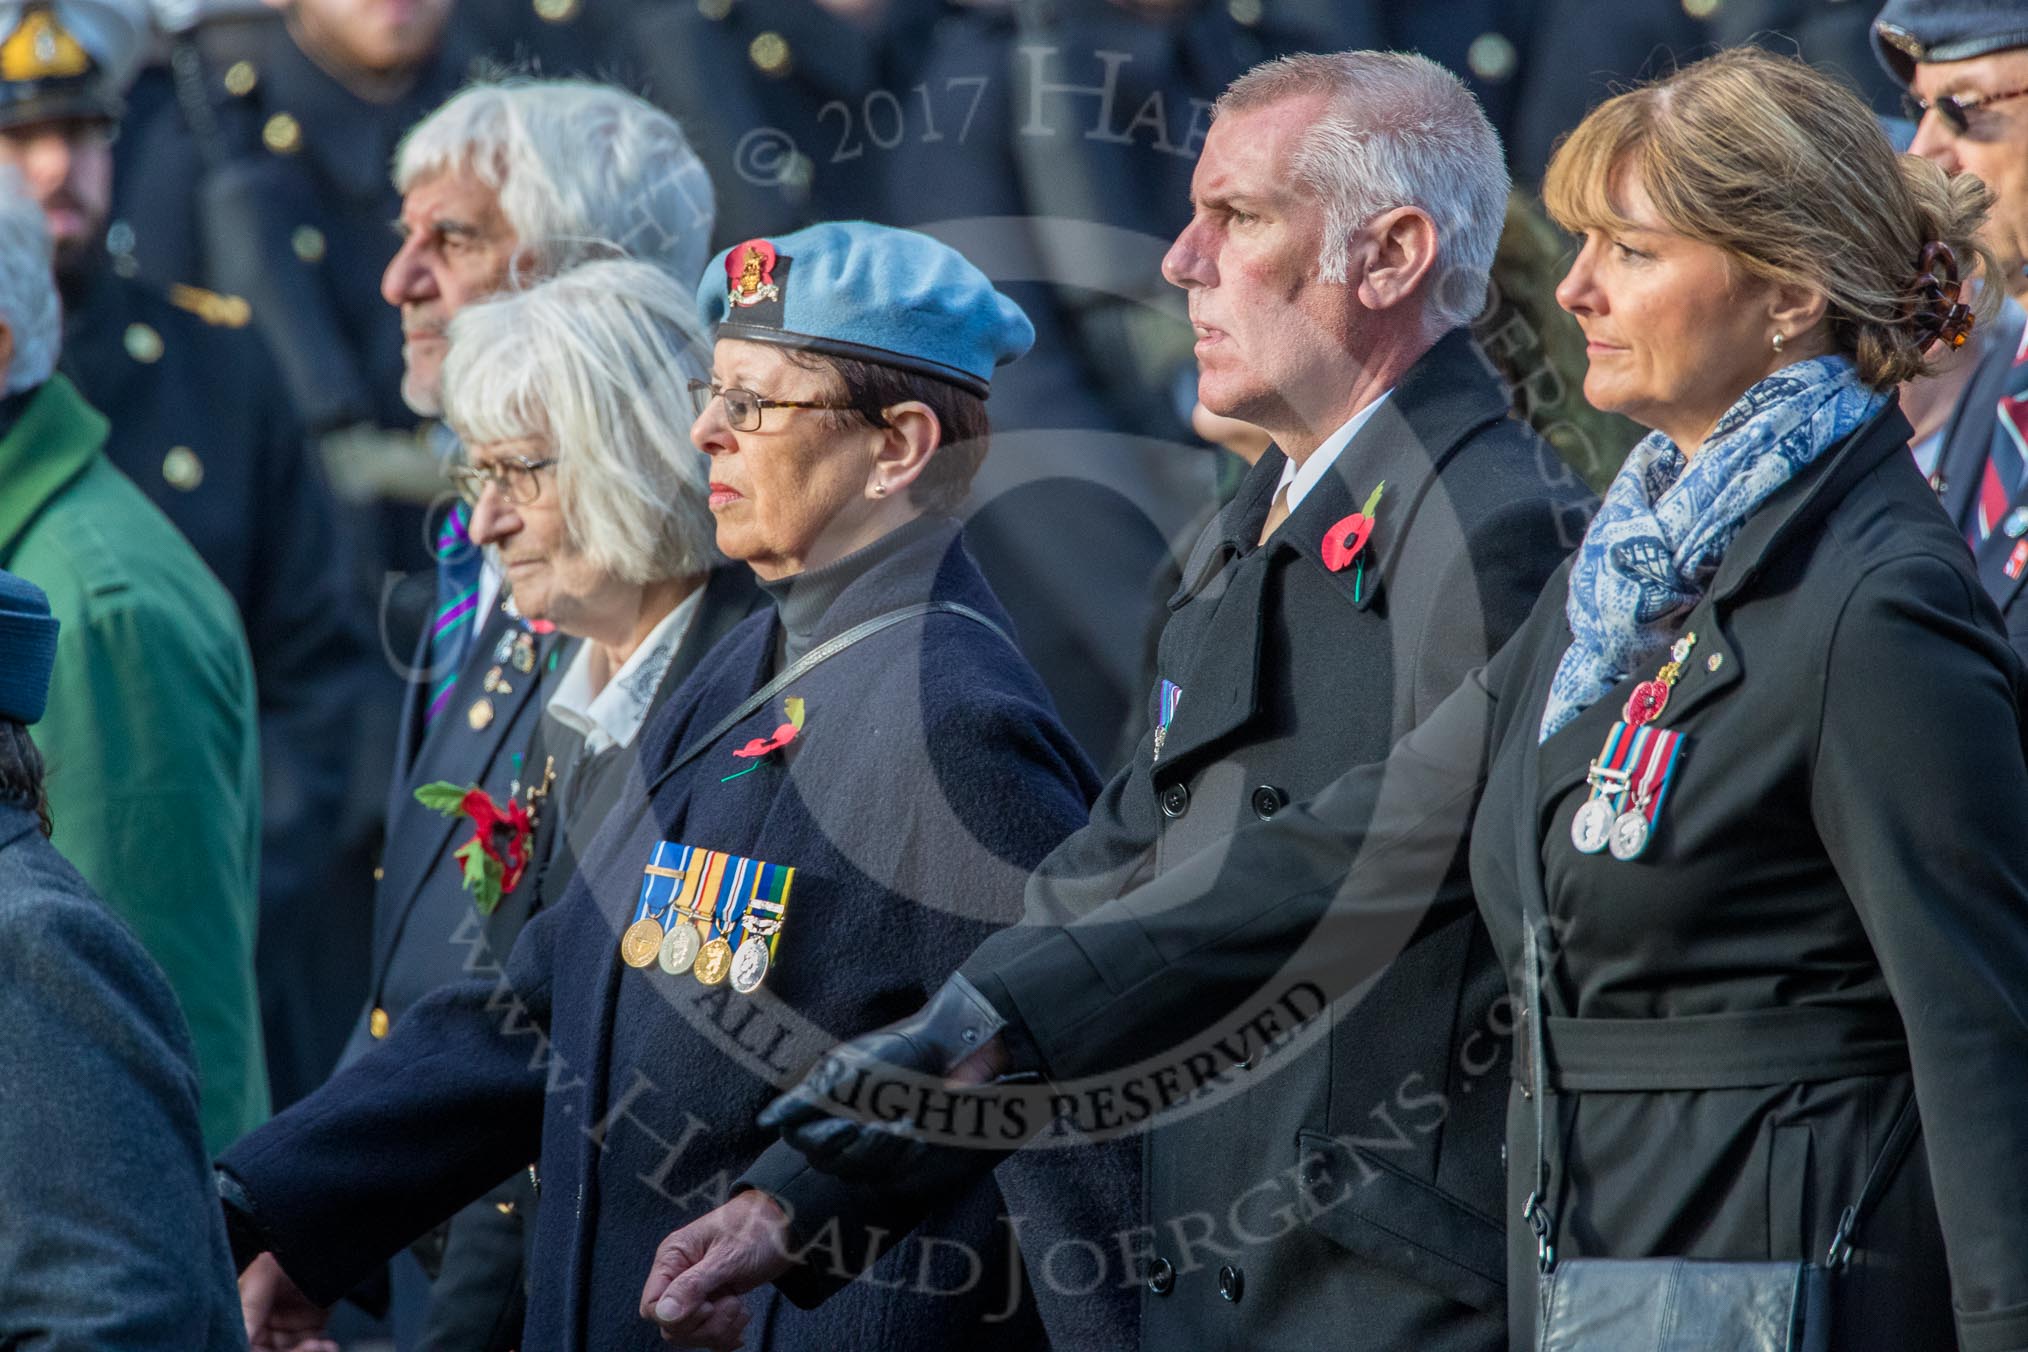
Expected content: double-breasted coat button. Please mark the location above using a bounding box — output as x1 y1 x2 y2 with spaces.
1251 785 1285 820
1217 1264 1245 1302
1160 783 1190 819
1146 1257 1176 1295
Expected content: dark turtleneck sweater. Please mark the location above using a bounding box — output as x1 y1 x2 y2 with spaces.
758 514 956 674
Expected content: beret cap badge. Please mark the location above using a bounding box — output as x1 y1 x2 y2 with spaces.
726 239 782 310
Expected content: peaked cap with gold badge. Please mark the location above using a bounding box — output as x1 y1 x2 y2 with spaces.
0 0 146 131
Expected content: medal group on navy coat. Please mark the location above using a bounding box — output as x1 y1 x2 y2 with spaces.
3 1 2028 1351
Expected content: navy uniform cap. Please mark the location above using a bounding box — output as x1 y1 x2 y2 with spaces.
1873 0 2028 88
696 221 1035 398
0 1 148 131
0 568 57 725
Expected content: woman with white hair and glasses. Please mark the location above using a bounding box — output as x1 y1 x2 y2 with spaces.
237 256 758 1352
441 256 761 938
224 225 1111 1352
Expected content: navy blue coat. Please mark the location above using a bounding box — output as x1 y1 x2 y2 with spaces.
0 804 245 1351
349 597 574 1070
221 520 1102 1351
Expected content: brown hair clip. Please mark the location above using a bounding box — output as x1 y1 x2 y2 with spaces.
1912 241 1976 350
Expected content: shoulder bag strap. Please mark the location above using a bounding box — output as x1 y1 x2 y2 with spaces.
647 600 1013 794
1825 1092 1921 1267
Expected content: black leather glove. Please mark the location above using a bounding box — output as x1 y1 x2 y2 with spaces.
759 973 1022 1186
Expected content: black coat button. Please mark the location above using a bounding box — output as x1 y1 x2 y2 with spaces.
1218 1264 1245 1303
1160 783 1190 819
1250 785 1285 820
1147 1257 1176 1295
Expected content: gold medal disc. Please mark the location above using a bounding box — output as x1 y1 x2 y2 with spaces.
620 918 665 968
693 937 733 986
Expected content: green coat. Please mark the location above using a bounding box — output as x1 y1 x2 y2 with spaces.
0 375 267 1151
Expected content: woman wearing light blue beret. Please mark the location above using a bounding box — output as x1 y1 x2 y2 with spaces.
222 223 1132 1352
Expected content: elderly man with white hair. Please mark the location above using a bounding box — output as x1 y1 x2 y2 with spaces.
326 78 728 1352
649 50 1593 1352
0 173 267 1158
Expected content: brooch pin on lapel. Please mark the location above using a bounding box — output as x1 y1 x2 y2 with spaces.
723 696 806 782
1321 481 1386 602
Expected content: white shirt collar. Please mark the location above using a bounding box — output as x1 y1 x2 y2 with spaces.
544 587 704 756
1273 390 1394 514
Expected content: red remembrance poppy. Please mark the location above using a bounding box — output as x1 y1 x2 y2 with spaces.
1321 482 1387 573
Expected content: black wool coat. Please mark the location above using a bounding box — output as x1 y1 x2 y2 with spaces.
999 328 1590 1352
221 519 1103 1351
965 404 2028 1352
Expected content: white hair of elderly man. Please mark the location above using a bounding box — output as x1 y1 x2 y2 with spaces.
396 77 717 287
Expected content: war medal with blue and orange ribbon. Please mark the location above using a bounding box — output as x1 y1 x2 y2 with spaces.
624 840 796 995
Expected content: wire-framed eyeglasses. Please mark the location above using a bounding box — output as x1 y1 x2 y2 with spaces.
687 379 858 432
447 456 557 506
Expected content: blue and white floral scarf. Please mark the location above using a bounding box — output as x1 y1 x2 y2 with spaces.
1539 355 1887 742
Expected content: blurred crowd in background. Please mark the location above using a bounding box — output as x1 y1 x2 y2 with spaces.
77 0 1908 1131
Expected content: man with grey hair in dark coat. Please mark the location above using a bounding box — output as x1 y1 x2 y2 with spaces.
0 568 246 1352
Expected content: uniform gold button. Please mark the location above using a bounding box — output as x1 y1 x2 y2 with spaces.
263 112 302 154
1683 0 1720 16
223 60 257 96
533 0 579 18
697 0 732 17
372 865 385 881
468 698 495 730
1226 0 1262 24
749 31 790 75
1706 653 1724 673
123 322 163 363
494 1199 518 1215
161 446 203 491
369 1007 390 1039
291 226 326 264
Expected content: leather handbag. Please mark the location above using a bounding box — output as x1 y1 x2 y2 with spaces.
1520 920 1922 1352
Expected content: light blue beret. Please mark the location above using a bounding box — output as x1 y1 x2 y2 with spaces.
0 569 57 725
697 221 1035 397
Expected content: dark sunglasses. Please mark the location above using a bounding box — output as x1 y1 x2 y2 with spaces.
1903 83 2028 136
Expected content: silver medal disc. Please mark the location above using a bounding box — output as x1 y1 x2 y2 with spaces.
657 922 702 975
1608 810 1651 861
730 936 771 994
1571 799 1613 854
